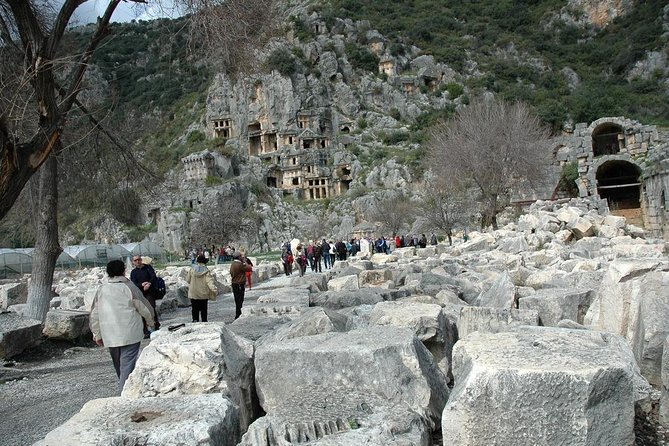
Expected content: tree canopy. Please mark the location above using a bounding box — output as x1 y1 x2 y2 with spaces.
426 98 552 229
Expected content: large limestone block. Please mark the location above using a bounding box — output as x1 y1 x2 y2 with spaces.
327 274 360 292
457 306 539 339
241 401 430 446
393 247 416 259
259 307 349 345
0 282 27 310
496 235 529 254
0 311 42 358
358 269 392 287
442 328 643 446
36 394 240 446
612 242 665 258
369 301 444 343
123 322 258 431
568 217 595 238
604 214 627 229
242 287 310 318
42 309 90 340
254 326 449 426
474 271 515 308
403 272 458 297
370 253 398 265
556 206 580 224
519 288 594 326
585 260 666 385
289 273 329 292
416 246 437 258
459 232 495 252
311 289 385 310
524 268 568 289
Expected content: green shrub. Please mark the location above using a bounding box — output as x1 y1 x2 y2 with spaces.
205 175 223 186
557 161 579 197
345 43 380 72
187 130 206 144
291 17 314 40
266 48 298 77
445 82 464 98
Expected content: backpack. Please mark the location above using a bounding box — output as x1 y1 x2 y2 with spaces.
153 276 167 299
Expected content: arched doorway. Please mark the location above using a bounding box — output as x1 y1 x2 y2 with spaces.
592 123 625 157
596 160 641 211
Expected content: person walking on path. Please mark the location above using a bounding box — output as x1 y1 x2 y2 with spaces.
294 245 307 277
129 255 161 331
90 259 155 395
229 251 252 319
186 255 217 322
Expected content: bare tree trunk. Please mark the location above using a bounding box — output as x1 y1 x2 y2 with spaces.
25 152 61 322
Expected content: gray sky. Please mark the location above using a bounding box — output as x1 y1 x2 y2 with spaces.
63 1 183 25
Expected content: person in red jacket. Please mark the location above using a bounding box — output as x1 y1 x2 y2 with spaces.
395 234 402 250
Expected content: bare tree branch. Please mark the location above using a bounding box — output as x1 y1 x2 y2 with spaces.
426 98 552 229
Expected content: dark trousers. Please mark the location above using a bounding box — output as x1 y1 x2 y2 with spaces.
109 342 141 395
313 256 322 272
191 299 208 322
232 283 245 319
322 253 331 269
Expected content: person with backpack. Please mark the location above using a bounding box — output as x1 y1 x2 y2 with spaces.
90 260 155 394
130 255 161 331
186 254 217 322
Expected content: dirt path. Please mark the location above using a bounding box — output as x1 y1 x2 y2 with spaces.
0 289 250 446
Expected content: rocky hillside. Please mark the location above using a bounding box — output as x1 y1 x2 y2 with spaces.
1 0 667 250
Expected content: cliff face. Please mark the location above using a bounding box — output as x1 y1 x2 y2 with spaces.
41 0 669 251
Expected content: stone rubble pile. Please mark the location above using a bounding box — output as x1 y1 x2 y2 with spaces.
6 202 669 445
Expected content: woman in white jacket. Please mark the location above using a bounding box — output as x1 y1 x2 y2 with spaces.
90 259 155 394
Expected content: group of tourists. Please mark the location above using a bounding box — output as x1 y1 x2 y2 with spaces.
90 248 254 395
186 245 240 264
90 230 446 394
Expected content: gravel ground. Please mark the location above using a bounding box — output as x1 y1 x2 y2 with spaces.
0 289 248 446
2 274 669 445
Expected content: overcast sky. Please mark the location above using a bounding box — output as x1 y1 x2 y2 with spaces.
64 1 183 26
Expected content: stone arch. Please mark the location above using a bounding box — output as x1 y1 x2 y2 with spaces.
595 159 641 211
592 122 625 157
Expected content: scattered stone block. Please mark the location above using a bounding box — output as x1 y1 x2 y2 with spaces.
252 326 448 444
42 309 90 341
123 322 258 432
585 260 667 385
35 394 240 446
311 289 384 310
358 269 392 287
519 288 594 326
0 282 27 310
327 274 360 292
474 271 515 308
568 217 595 239
457 306 539 339
0 311 42 358
443 327 645 446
